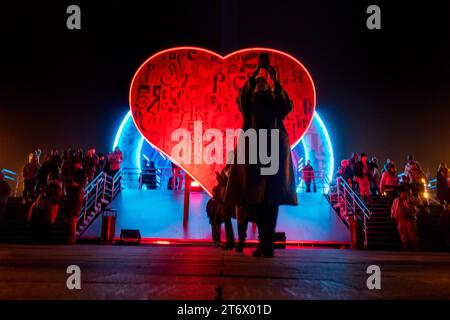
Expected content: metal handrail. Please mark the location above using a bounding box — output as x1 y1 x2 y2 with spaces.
427 178 437 190
339 178 371 218
139 168 162 189
121 167 185 190
334 177 371 248
296 170 329 193
79 172 107 223
1 168 20 197
323 175 333 195
76 170 123 238
78 171 122 221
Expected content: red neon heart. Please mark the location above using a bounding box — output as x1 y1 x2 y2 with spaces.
129 47 316 194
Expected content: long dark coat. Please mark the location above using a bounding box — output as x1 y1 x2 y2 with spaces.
224 76 298 206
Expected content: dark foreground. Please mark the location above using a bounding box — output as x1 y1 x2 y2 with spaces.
1 244 450 300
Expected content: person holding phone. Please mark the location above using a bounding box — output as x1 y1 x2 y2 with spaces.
225 53 298 257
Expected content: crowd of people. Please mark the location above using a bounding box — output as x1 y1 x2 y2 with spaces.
335 152 450 251
334 153 433 204
16 146 122 244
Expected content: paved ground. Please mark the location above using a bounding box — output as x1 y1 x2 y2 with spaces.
1 244 450 300
84 190 350 244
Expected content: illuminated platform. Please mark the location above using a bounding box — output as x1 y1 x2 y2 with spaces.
82 190 350 246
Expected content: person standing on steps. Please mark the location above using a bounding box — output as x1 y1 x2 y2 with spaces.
391 187 421 251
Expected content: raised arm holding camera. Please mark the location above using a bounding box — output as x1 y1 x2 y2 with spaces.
224 53 298 257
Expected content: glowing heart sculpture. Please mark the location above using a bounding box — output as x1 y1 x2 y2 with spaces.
129 47 316 194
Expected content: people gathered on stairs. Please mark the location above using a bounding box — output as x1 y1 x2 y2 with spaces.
333 152 450 251
15 146 123 244
335 153 431 206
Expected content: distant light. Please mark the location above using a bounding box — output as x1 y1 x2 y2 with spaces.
155 240 171 245
112 111 132 151
191 181 200 187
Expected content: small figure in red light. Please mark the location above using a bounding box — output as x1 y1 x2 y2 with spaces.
107 147 123 177
302 160 316 193
391 187 421 251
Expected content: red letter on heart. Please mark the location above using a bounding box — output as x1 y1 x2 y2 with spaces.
129 47 316 194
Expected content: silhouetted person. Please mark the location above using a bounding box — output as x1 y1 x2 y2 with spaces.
61 150 74 195
206 186 222 247
225 54 297 257
302 160 315 193
406 161 427 212
97 153 106 175
171 162 183 191
437 163 449 207
107 147 123 177
234 205 256 252
391 188 421 251
72 159 87 189
0 172 11 221
369 157 380 196
65 176 85 245
348 152 359 190
36 154 52 191
217 168 235 250
381 158 394 174
380 163 400 205
42 172 63 243
146 161 157 189
22 152 40 202
404 154 421 177
84 148 99 182
354 153 372 203
335 159 353 188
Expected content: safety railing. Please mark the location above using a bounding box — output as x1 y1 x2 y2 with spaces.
296 170 330 194
105 169 122 202
139 168 174 190
333 177 372 248
121 167 186 191
120 168 141 190
139 168 162 189
79 172 105 223
0 168 20 197
77 170 122 237
427 179 437 190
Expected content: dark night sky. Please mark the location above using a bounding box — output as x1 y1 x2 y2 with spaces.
1 0 449 175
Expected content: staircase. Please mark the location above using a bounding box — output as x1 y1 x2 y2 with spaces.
0 170 122 244
0 198 69 244
363 197 400 250
365 197 446 250
328 179 449 251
